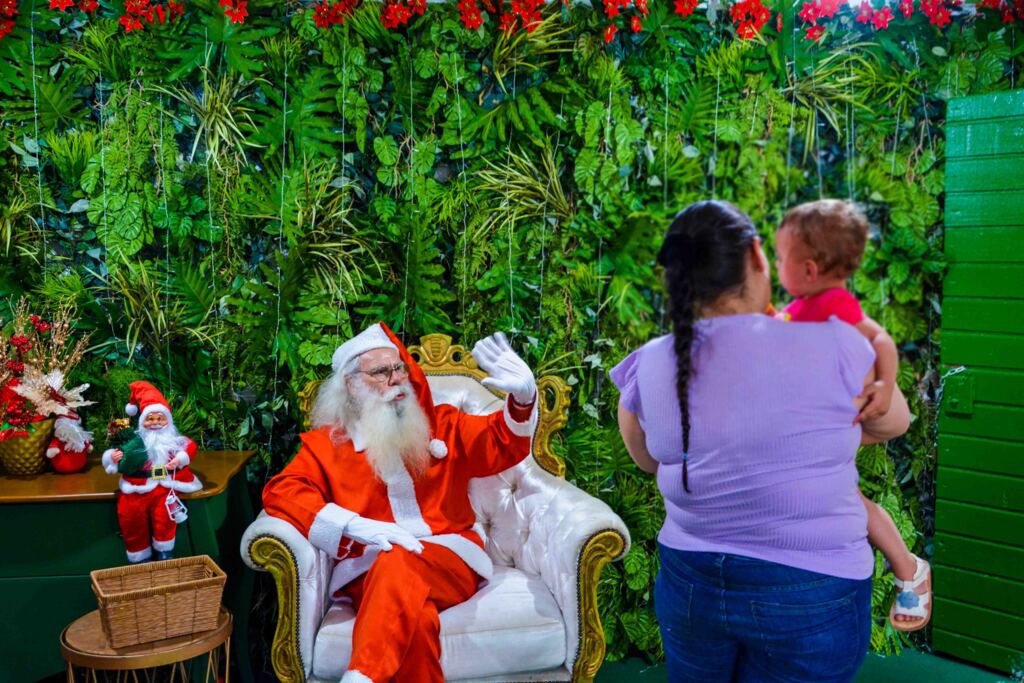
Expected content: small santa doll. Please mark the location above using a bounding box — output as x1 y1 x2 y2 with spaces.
46 411 93 474
101 381 202 563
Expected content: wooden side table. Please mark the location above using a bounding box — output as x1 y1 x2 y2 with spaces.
60 606 232 682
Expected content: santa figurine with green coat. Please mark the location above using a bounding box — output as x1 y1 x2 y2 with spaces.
101 381 202 563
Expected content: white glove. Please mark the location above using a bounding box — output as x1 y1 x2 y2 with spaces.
472 332 537 404
344 516 424 553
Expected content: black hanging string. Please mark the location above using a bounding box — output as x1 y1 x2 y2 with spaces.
682 452 691 493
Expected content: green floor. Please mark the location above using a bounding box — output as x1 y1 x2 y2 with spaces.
596 650 1017 682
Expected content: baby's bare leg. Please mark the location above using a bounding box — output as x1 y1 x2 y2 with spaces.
860 490 916 580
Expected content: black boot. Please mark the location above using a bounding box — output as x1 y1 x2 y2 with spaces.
153 549 174 562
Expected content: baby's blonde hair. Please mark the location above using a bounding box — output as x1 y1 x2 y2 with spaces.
779 200 868 279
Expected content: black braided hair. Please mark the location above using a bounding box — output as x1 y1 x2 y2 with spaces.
657 201 759 492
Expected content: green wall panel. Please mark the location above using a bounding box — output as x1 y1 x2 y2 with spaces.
943 264 1024 299
946 155 1024 192
947 119 1024 157
947 90 1024 120
939 94 1024 673
939 435 1024 476
934 533 1024 583
935 566 1024 616
935 501 1024 546
945 194 1024 228
941 331 1024 369
943 298 1024 334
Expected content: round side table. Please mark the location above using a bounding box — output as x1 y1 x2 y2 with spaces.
60 606 232 683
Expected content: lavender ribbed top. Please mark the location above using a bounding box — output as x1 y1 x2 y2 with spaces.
610 314 876 580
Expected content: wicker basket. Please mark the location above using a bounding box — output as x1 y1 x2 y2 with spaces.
90 555 226 648
0 418 54 475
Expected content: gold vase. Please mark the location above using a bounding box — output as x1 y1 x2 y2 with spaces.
0 418 55 475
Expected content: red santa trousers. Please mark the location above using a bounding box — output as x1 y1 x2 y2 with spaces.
341 543 480 683
116 486 177 557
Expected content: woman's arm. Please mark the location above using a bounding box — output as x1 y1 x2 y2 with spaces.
858 367 911 445
617 402 659 474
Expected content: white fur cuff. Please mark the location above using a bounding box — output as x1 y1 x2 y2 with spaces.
308 503 359 558
173 450 190 467
341 670 373 683
101 448 119 475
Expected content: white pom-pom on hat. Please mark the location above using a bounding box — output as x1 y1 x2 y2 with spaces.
125 403 138 416
429 439 448 458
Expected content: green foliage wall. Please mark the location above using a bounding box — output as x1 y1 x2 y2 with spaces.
2 0 1022 664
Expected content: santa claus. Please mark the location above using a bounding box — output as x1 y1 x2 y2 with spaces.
263 323 538 683
101 381 202 563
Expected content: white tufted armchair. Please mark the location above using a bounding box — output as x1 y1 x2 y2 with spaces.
241 334 631 683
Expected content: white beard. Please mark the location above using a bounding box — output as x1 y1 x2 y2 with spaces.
348 379 431 482
140 421 185 467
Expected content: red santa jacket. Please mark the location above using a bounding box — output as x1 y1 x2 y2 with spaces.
263 326 537 595
102 436 202 495
263 400 535 595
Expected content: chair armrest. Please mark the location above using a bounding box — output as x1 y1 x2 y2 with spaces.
241 511 333 683
472 463 630 683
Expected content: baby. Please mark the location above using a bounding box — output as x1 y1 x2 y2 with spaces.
775 199 931 632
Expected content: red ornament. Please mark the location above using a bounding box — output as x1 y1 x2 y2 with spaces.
603 21 617 42
871 5 893 27
673 0 697 17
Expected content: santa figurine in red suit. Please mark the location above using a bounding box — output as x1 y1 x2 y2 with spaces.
101 381 202 563
45 411 93 474
263 323 538 683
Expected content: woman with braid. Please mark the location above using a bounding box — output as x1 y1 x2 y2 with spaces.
610 201 911 683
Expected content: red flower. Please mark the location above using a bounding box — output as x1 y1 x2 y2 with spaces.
168 0 183 16
498 10 515 32
898 0 914 16
921 0 952 26
77 0 98 11
634 0 649 17
730 0 771 39
603 0 619 18
314 0 333 26
225 0 247 23
776 12 783 30
871 5 893 27
630 13 642 31
6 360 24 374
49 0 74 11
603 21 617 42
458 0 483 29
0 18 13 38
673 0 697 17
805 23 826 39
511 0 541 30
380 0 411 28
118 12 143 30
855 0 873 23
798 1 819 23
408 0 425 15
817 0 842 18
0 0 16 17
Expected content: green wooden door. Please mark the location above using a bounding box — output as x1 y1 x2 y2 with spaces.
935 89 1024 674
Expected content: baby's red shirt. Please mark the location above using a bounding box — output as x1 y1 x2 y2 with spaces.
782 288 865 325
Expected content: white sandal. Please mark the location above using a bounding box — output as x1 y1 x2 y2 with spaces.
889 555 932 632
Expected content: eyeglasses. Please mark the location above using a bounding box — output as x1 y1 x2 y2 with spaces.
357 362 410 383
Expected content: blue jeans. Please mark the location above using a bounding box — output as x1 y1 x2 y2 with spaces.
654 544 872 683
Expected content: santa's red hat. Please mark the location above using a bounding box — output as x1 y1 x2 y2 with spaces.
124 381 172 422
337 323 447 458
